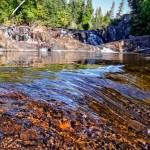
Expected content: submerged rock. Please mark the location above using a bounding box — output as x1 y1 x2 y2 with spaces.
0 84 150 149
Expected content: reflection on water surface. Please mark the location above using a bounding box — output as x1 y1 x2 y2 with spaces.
0 51 150 149
0 51 149 67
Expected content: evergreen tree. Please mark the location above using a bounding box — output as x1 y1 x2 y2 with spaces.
129 0 150 35
82 0 94 30
109 1 115 18
128 0 143 14
68 0 85 29
116 0 124 18
44 0 68 27
92 7 103 29
0 0 114 30
102 11 111 29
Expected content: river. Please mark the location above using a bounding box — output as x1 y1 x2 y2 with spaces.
0 51 150 149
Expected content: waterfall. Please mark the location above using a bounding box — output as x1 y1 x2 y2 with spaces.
87 31 104 46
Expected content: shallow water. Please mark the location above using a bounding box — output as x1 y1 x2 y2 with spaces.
0 51 150 149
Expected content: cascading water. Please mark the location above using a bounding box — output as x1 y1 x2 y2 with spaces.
87 31 104 46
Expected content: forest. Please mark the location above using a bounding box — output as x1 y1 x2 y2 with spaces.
0 0 150 35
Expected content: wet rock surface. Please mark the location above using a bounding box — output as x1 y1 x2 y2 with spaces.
0 59 150 149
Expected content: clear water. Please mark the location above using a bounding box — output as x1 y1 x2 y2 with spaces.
0 51 150 149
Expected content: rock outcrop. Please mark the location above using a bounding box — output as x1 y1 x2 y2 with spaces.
103 35 150 54
0 26 63 51
103 14 131 42
0 26 97 51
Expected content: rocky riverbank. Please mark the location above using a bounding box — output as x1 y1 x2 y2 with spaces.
102 36 150 54
0 14 150 53
0 26 99 52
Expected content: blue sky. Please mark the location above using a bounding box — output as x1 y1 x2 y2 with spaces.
92 0 130 16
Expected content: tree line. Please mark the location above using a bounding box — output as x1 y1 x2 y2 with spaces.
0 0 125 30
1 0 150 35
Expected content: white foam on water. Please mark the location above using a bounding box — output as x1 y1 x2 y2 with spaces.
147 129 150 135
39 47 48 52
101 47 118 53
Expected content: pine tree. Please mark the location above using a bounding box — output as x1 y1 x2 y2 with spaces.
44 0 68 27
102 11 111 29
116 0 124 18
92 7 103 29
82 0 94 30
128 0 150 35
0 0 113 30
109 1 115 18
68 0 85 29
128 0 143 14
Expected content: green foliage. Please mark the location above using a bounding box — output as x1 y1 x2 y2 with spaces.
69 0 84 23
92 7 103 29
0 0 14 24
92 7 113 30
128 0 143 14
81 0 94 29
0 0 121 30
129 0 150 35
102 12 111 29
57 10 72 27
68 0 93 30
111 18 120 26
1 0 149 35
